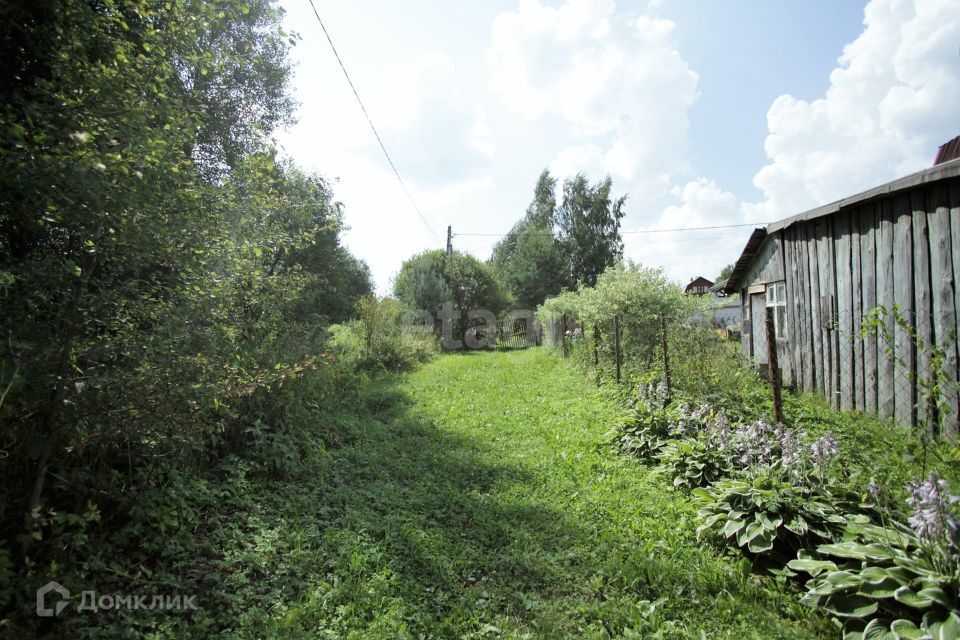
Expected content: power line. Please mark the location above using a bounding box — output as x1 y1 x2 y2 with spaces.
453 222 768 238
305 0 439 240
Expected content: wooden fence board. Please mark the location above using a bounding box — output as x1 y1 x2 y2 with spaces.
912 190 933 430
950 180 960 440
928 184 958 438
860 204 878 415
816 219 838 407
784 230 802 387
797 226 813 392
835 212 854 411
807 223 824 394
876 199 896 419
851 210 864 411
892 194 916 426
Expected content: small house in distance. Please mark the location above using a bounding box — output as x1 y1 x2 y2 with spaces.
725 158 960 439
707 280 742 332
685 276 714 295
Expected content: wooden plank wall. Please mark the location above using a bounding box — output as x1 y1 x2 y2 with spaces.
779 176 960 438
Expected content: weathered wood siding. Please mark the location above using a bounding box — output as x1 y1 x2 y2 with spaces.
767 175 960 438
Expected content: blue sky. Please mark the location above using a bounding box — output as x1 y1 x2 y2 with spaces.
276 0 960 292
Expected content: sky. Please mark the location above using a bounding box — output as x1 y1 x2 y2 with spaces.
275 0 960 294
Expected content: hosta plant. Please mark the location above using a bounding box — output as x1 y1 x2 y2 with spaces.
655 437 727 490
615 387 720 462
789 473 960 639
614 407 674 460
693 473 851 564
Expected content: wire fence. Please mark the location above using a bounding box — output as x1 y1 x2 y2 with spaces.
549 303 959 440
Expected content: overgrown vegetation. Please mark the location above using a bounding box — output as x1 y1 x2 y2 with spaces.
490 169 627 309
393 249 511 344
0 1 388 633
327 296 439 371
547 264 960 638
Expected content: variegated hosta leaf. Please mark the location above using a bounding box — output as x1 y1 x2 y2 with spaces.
786 558 838 577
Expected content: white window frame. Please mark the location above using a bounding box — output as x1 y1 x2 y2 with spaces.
765 281 787 339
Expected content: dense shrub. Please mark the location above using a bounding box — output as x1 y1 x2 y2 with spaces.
790 474 960 638
538 262 702 383
327 296 439 371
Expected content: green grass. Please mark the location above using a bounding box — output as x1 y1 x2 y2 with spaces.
238 348 833 638
41 348 840 638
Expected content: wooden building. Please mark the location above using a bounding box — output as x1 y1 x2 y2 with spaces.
685 276 714 295
725 158 960 439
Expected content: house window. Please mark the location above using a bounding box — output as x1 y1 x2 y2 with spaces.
765 282 787 339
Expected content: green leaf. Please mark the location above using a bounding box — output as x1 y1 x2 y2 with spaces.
747 528 774 553
784 516 809 536
757 511 783 530
857 577 901 599
722 518 746 539
889 619 923 640
893 586 933 610
738 521 764 547
916 587 953 609
691 488 712 501
786 558 838 577
825 571 862 589
862 618 895 640
931 612 960 640
818 542 894 561
824 593 879 618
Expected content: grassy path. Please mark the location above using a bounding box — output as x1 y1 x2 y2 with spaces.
268 349 830 638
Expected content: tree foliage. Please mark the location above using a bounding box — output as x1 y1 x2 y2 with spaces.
492 170 626 307
0 1 371 626
555 173 626 287
394 250 511 342
490 170 569 308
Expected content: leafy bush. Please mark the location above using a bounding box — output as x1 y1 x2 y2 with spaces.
790 473 960 638
538 262 701 381
694 476 854 564
656 437 728 490
690 415 867 563
328 296 438 371
613 381 677 460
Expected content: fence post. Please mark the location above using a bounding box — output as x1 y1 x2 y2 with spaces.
561 314 568 358
614 315 622 383
593 324 599 367
593 324 600 384
660 314 671 401
765 307 785 424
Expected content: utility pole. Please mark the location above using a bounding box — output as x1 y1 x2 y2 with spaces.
446 225 453 257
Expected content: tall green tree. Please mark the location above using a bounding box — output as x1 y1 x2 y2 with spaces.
490 169 569 308
394 250 510 343
0 0 358 545
716 263 734 283
555 174 626 287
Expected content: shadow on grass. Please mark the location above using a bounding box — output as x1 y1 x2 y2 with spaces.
241 373 586 636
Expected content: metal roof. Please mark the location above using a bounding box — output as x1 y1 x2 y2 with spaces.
724 157 960 293
723 228 767 293
934 136 960 165
766 157 960 234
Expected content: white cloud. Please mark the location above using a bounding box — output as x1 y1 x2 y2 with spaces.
625 179 755 283
752 0 960 218
639 0 960 284
368 53 495 188
487 0 698 202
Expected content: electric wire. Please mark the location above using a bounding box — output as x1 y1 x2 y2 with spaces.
305 0 439 240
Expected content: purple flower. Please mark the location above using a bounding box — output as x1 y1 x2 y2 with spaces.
733 417 776 467
776 427 806 467
906 472 959 543
810 434 839 467
867 482 882 501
